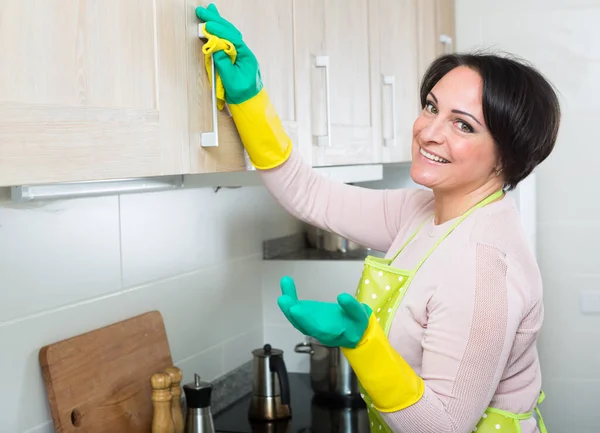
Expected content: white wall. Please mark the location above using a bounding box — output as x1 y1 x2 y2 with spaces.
456 1 599 431
0 185 300 433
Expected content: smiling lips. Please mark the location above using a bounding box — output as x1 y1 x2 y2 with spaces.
420 147 450 164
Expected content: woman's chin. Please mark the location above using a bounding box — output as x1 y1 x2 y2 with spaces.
410 165 437 189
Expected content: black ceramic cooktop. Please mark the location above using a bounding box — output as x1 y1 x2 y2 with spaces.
214 373 370 433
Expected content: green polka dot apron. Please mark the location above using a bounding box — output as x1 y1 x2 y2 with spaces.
353 189 548 433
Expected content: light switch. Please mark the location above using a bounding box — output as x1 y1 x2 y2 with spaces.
580 291 600 314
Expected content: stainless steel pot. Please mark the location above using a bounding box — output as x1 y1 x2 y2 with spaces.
305 224 366 254
294 338 361 398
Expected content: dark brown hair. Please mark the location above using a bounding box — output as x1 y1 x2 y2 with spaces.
420 52 561 190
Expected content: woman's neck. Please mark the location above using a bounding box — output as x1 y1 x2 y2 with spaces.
432 181 504 225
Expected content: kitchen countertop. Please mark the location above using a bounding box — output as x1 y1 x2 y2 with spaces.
268 248 377 261
213 373 369 433
262 233 385 261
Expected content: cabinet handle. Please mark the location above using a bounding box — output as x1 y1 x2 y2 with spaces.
199 23 219 148
440 34 453 55
314 55 332 147
382 75 397 147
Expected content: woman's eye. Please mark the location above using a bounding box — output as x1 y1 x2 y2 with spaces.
425 101 438 114
457 120 474 133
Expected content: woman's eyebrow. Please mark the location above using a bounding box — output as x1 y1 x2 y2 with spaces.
429 92 483 126
452 109 482 126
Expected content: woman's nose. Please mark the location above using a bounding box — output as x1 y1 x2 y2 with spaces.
419 117 445 144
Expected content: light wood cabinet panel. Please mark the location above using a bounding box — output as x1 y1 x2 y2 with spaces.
294 0 377 167
370 0 421 164
0 0 189 187
0 1 457 186
187 0 301 173
417 0 456 79
186 0 245 174
223 0 299 149
436 0 456 56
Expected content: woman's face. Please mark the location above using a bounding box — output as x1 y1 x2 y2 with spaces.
410 66 502 194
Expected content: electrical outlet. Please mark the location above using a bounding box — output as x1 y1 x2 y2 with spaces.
580 291 600 314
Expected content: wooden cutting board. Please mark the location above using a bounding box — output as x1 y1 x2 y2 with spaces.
39 311 174 433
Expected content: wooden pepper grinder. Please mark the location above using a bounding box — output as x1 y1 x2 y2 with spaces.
164 366 185 433
151 372 175 433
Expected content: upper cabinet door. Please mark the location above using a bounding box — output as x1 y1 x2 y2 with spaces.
294 0 378 167
436 0 456 56
370 0 421 164
186 0 302 173
0 0 189 187
417 0 456 78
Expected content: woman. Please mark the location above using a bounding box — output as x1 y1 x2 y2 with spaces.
196 4 560 433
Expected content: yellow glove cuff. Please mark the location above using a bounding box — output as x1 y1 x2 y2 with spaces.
228 89 292 170
341 314 425 412
201 23 237 111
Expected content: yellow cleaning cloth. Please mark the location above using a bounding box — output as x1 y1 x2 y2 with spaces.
201 23 237 110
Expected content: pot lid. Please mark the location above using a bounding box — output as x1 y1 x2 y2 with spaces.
252 343 283 358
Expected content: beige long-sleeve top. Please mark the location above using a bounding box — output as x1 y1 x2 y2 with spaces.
260 149 544 433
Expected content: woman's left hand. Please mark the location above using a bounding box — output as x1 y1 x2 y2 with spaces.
277 276 372 348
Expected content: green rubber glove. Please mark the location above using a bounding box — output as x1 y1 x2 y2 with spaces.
277 276 373 349
195 3 263 104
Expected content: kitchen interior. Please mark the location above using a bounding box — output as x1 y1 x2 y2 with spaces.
0 0 598 432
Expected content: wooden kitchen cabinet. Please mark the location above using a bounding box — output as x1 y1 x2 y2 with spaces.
0 1 456 188
185 0 244 174
0 0 190 187
417 0 456 79
186 0 303 173
369 0 421 164
294 0 378 167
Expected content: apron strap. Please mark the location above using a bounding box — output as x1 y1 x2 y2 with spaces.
535 390 548 433
406 189 504 285
389 217 429 261
485 407 533 420
389 189 504 263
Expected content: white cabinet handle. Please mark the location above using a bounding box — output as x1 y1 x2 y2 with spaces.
314 55 332 147
440 34 453 54
199 23 219 148
382 75 397 147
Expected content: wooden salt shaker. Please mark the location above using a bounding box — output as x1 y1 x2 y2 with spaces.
151 372 175 433
164 366 185 433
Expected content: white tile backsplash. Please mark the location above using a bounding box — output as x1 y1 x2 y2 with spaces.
176 345 223 388
0 184 300 433
0 289 127 433
23 423 53 433
221 327 264 373
120 186 297 287
0 196 121 323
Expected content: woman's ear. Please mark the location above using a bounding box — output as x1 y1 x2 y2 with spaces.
493 156 504 177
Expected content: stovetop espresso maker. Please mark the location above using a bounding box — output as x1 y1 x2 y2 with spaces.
249 344 292 421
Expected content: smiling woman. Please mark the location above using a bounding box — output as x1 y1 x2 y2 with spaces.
411 66 501 200
410 55 560 225
195 4 560 432
414 54 560 193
